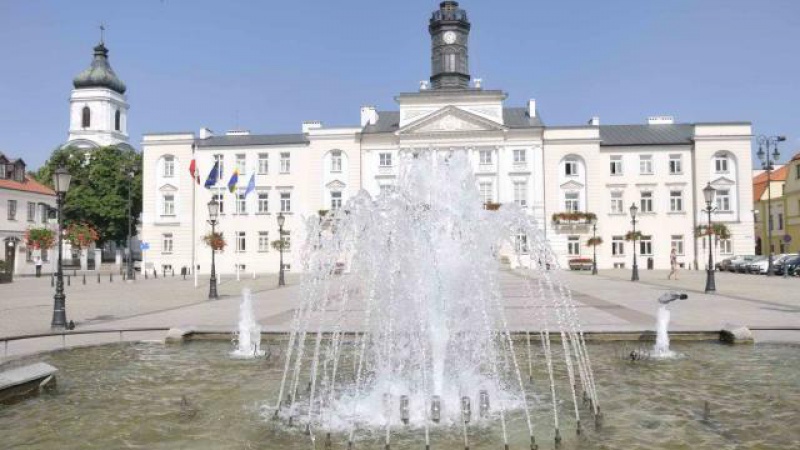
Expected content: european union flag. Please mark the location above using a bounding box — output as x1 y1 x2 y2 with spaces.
244 173 256 197
227 168 240 193
204 161 219 189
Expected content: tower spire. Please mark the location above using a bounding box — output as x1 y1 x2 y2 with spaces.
99 23 105 44
428 1 471 90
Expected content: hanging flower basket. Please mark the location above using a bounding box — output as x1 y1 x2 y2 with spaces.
24 227 56 250
552 211 596 224
271 239 289 251
587 237 603 247
203 232 227 251
625 231 644 242
65 223 99 249
695 223 731 239
484 202 501 211
568 257 593 271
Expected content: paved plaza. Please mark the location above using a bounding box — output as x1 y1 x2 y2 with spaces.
1 267 799 361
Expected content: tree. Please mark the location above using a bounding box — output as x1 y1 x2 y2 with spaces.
34 146 142 246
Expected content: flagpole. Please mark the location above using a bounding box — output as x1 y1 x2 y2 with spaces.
192 146 198 289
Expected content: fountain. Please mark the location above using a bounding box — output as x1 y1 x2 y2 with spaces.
230 288 265 359
652 292 687 359
273 151 599 448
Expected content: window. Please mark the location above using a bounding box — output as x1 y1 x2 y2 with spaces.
669 155 682 174
611 192 623 214
769 214 774 231
479 182 493 204
258 192 269 213
40 204 49 223
0 164 5 178
479 150 492 165
258 231 270 252
213 154 225 179
280 192 291 212
565 192 579 212
379 152 392 168
640 191 653 213
27 202 35 222
567 236 581 256
331 151 342 172
236 154 246 174
515 232 529 254
669 190 683 212
639 155 653 175
796 165 800 180
162 233 173 254
258 153 269 174
778 213 784 230
331 191 342 210
162 194 175 216
379 184 394 196
282 230 292 251
164 156 175 178
114 110 121 131
81 106 90 128
236 192 247 214
714 156 729 173
564 159 578 176
720 238 732 255
513 149 526 164
513 181 527 208
236 231 246 252
612 236 625 256
213 189 225 214
610 156 622 176
280 152 291 173
671 235 684 255
639 236 653 256
716 189 731 212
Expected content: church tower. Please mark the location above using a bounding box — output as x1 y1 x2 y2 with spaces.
429 1 471 90
65 32 130 150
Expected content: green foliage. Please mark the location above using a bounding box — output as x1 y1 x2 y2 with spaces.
271 239 290 251
34 146 142 245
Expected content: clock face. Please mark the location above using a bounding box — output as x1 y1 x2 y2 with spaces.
443 31 457 44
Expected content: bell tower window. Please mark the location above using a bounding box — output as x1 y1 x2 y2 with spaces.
82 106 91 128
115 110 121 131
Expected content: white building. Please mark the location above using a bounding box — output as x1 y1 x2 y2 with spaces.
141 1 754 274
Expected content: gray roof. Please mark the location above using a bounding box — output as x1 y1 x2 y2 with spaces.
73 43 126 94
599 124 694 146
362 108 542 134
363 111 401 134
195 133 308 148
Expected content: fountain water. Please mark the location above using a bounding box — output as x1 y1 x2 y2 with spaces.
653 292 688 359
230 288 265 359
273 151 599 447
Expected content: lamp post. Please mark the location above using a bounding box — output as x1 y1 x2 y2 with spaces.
207 199 219 299
703 182 717 293
277 212 286 287
756 134 786 276
629 203 639 281
51 166 72 329
126 168 135 281
591 218 598 275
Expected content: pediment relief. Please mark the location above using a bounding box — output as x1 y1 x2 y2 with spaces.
326 180 346 190
158 183 178 192
397 106 507 135
560 180 584 190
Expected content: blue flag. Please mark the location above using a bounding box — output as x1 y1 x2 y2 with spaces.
204 161 219 188
244 173 256 197
227 168 240 193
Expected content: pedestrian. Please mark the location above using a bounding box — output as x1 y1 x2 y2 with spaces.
34 255 43 278
668 248 678 280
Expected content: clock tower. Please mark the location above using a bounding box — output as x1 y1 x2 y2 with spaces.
429 1 471 90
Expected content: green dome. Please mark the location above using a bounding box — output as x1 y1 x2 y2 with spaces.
72 42 126 94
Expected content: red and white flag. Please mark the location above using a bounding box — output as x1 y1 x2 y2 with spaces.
189 159 200 184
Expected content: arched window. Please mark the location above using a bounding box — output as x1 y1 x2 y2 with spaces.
114 110 121 131
81 106 91 128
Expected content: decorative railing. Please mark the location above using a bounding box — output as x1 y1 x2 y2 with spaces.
551 211 597 225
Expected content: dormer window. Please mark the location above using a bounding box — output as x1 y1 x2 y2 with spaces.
82 106 91 128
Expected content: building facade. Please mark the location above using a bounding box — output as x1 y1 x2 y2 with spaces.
141 1 755 274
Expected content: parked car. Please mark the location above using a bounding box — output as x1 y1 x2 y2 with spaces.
774 255 800 276
746 256 769 274
717 257 736 271
731 255 757 273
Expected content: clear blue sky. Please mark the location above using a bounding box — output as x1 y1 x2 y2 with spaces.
1 0 798 170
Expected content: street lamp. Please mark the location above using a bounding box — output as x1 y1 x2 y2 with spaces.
756 134 786 276
629 203 639 281
591 217 598 275
703 182 717 293
277 212 286 287
207 199 219 299
51 166 72 329
125 169 136 282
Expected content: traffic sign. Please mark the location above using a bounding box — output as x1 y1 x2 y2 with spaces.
140 242 150 251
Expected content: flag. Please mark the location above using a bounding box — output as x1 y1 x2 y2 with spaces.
189 159 200 184
227 168 240 193
204 161 219 188
244 173 256 197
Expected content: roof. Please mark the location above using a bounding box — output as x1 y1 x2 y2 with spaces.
599 124 694 146
362 108 543 134
0 175 56 196
195 133 308 148
73 42 126 94
792 152 800 162
752 164 788 202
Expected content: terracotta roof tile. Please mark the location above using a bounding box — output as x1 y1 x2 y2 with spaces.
0 175 56 196
752 165 788 202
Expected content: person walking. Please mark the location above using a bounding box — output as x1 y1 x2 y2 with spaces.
668 248 678 280
34 255 43 278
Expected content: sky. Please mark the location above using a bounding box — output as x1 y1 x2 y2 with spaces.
1 0 798 171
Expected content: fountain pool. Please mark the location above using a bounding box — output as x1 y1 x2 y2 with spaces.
1 340 798 449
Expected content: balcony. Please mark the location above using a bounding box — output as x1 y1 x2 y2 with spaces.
551 211 596 232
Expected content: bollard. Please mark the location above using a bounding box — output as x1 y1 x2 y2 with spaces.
73 269 77 277
97 272 101 283
51 274 54 287
83 274 86 285
154 269 158 279
145 270 148 280
67 275 71 286
110 273 113 282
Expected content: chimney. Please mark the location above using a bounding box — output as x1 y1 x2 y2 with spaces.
647 115 674 125
528 99 536 118
302 121 322 133
225 129 250 136
360 106 378 127
419 80 430 91
473 78 483 89
199 127 214 139
588 116 600 126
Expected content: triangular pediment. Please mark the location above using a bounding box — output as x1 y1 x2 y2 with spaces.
560 180 584 190
711 176 736 186
397 106 507 135
326 180 346 190
159 183 178 192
